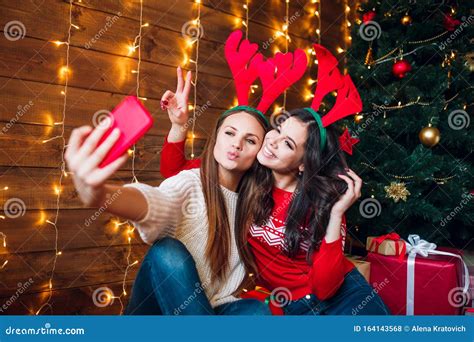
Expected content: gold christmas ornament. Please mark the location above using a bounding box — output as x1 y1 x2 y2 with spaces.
419 124 440 147
401 14 412 26
364 46 374 66
385 182 410 203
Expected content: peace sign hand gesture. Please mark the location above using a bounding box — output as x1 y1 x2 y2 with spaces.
161 66 192 127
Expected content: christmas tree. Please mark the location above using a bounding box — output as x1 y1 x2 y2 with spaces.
344 0 473 249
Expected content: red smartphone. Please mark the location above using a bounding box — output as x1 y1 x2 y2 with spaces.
96 96 153 168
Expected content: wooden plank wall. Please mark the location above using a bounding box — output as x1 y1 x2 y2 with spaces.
0 0 346 314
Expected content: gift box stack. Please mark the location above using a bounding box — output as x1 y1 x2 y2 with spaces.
366 233 471 315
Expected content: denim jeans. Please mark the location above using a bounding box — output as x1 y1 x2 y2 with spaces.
124 237 271 315
283 267 391 315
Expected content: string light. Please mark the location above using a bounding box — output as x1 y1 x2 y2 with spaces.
0 232 7 270
35 0 73 315
342 0 352 71
116 0 146 315
306 0 321 99
243 1 249 39
190 0 202 159
313 0 321 44
281 0 291 110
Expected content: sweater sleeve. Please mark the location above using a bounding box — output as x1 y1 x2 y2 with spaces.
309 216 348 300
123 173 193 245
160 135 201 178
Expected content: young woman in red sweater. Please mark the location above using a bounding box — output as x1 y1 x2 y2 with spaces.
160 71 390 316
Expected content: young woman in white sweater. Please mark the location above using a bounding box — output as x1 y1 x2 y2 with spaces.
65 67 271 315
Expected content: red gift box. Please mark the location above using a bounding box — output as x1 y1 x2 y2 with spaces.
368 251 466 315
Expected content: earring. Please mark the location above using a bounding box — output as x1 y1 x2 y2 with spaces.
298 170 303 176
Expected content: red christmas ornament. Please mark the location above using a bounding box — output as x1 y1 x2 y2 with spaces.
363 11 376 23
443 14 461 31
338 128 360 155
392 59 412 78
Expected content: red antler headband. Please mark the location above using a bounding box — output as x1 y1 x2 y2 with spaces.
304 44 362 151
222 30 308 124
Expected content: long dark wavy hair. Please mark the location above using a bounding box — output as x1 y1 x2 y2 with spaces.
236 108 349 275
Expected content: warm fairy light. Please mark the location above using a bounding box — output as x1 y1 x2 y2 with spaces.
0 260 7 269
307 78 317 85
60 90 65 95
127 45 137 55
304 92 314 101
188 104 194 110
141 22 149 27
336 47 345 54
314 11 319 16
57 251 62 256
1 186 7 190
71 23 80 30
315 28 320 35
53 185 62 195
52 40 67 46
345 5 350 13
59 66 70 76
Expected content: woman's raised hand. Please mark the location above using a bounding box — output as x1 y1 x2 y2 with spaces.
331 168 363 217
161 66 192 127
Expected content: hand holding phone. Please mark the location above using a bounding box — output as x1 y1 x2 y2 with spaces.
97 96 153 168
65 96 153 207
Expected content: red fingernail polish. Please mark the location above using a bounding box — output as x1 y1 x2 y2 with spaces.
162 100 169 105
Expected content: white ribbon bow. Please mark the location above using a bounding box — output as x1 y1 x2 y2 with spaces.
405 234 469 315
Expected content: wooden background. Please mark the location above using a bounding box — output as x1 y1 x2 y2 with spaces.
0 0 349 314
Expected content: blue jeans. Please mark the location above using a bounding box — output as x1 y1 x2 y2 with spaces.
283 268 391 315
125 237 271 315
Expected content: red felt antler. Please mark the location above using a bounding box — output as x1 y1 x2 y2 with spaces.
256 49 308 113
310 44 362 127
225 30 264 106
310 44 345 110
321 75 362 127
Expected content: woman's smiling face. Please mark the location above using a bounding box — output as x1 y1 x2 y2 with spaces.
257 116 308 175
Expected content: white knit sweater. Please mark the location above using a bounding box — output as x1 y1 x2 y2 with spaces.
124 168 245 307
